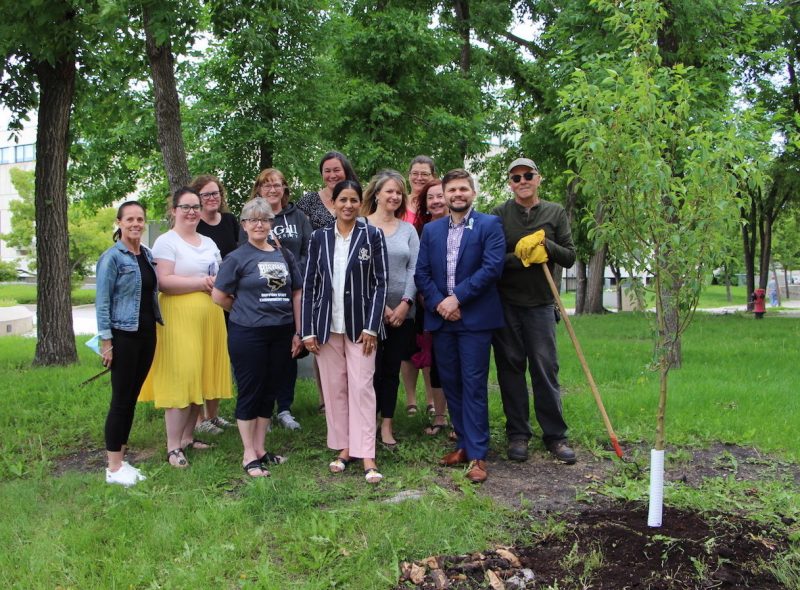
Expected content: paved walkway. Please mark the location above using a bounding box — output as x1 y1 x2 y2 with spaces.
4 297 800 340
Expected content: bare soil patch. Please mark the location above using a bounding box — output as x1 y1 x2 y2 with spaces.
396 505 786 589
400 442 797 588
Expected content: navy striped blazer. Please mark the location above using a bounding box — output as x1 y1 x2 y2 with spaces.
301 219 388 344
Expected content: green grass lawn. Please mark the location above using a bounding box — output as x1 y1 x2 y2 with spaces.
0 313 798 588
0 283 96 306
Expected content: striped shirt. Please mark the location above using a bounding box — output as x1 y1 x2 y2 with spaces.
446 211 470 296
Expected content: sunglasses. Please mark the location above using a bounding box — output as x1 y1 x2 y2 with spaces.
510 172 536 183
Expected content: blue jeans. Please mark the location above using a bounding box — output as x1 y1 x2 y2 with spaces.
492 302 568 444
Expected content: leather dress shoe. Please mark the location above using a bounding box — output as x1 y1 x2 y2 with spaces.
507 439 529 462
439 448 468 466
466 460 488 483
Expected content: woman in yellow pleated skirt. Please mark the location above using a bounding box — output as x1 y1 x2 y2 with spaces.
139 291 231 408
139 187 232 468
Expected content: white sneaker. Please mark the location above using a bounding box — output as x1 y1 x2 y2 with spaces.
210 416 234 429
106 465 139 487
122 462 147 482
277 411 301 431
195 419 224 435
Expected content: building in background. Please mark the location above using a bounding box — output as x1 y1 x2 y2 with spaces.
0 111 37 272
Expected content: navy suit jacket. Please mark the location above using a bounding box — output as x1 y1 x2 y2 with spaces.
301 219 388 344
414 210 505 332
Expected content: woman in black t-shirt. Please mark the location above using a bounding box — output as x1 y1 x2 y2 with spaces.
191 174 239 434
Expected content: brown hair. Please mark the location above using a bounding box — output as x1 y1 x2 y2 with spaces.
189 174 229 213
361 170 408 218
413 179 443 235
250 168 290 209
441 168 475 191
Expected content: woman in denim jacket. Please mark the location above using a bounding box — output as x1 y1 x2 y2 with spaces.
95 201 163 487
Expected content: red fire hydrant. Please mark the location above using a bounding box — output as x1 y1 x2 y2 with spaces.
752 289 766 319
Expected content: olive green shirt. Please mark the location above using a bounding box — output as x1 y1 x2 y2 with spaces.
491 198 576 307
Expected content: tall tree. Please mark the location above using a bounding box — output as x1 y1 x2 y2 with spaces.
141 0 196 193
557 0 751 525
738 0 800 296
184 0 331 205
0 0 96 365
332 0 491 177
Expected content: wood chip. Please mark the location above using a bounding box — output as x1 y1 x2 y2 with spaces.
400 561 412 580
486 569 506 590
430 568 449 589
421 555 440 569
410 563 427 584
495 548 521 567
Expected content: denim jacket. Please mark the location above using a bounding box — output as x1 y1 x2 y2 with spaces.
95 241 163 339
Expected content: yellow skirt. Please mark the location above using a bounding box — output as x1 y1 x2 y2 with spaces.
139 292 232 409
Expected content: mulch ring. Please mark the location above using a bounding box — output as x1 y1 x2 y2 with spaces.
396 505 788 589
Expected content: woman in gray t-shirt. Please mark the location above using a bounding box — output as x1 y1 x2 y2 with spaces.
212 198 304 478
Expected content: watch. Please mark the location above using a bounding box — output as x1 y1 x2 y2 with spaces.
401 297 413 306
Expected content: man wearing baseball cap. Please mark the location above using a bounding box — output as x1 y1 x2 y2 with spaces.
491 157 577 464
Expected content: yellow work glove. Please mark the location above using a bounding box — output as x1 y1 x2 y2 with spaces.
514 229 548 267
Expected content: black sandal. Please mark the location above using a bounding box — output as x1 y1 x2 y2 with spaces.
425 415 448 436
258 452 287 465
166 448 188 468
243 459 270 478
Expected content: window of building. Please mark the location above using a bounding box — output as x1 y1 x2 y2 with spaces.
14 144 35 163
0 147 12 164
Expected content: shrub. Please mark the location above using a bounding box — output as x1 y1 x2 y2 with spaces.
0 261 19 281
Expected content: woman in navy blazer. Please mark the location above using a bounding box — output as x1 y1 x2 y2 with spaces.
301 180 388 484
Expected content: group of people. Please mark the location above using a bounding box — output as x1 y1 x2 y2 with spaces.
95 151 576 487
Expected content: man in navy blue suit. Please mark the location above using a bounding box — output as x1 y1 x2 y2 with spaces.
414 169 505 483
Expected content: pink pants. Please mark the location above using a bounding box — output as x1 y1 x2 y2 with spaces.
316 333 376 460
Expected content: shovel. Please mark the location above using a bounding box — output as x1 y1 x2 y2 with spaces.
541 263 624 458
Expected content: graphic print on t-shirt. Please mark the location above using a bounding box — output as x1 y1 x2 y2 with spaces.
258 261 288 291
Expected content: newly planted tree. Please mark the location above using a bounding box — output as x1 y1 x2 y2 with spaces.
557 0 752 525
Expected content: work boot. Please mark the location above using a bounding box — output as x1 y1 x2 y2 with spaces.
507 439 529 462
546 440 577 464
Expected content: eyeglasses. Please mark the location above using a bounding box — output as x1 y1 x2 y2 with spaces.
243 218 271 226
176 204 202 212
510 172 537 183
260 184 285 192
410 172 432 179
199 191 221 200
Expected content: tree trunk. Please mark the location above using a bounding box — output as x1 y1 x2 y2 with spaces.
658 279 682 369
452 0 470 75
583 242 608 314
741 197 757 309
33 54 78 366
257 34 279 171
610 263 623 311
574 260 586 314
452 0 470 161
758 213 774 291
143 5 190 194
784 268 791 300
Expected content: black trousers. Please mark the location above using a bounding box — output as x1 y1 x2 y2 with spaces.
105 326 157 452
228 322 292 421
374 319 415 418
492 302 569 444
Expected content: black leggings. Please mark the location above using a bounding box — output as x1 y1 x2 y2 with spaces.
375 319 415 419
104 327 156 452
